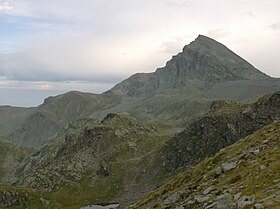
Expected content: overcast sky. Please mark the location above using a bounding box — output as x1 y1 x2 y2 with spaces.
0 0 280 106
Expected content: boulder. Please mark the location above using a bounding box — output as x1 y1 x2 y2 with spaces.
215 193 232 209
221 162 237 173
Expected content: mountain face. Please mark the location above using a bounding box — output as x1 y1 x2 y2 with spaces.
129 121 280 209
161 91 280 173
1 35 280 148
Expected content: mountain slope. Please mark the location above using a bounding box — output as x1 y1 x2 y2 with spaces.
129 121 280 209
3 91 121 147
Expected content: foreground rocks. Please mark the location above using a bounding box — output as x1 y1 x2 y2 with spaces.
0 187 29 208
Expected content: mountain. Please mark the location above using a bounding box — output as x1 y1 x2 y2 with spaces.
1 35 280 148
128 121 280 209
111 35 268 97
0 35 280 209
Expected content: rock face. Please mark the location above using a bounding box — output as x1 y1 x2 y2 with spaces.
161 91 280 173
129 121 280 209
1 35 280 147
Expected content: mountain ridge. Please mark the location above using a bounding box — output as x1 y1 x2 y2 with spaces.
1 35 280 147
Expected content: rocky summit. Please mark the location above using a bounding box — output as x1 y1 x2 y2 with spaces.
0 35 280 209
112 35 269 97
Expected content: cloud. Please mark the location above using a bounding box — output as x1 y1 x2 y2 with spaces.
245 11 255 18
0 0 280 89
0 1 14 12
0 75 8 80
270 22 280 30
0 33 169 83
160 36 192 54
0 79 115 92
164 0 192 7
40 83 52 90
206 29 230 39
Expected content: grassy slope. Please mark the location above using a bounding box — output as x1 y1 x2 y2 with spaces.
129 121 280 209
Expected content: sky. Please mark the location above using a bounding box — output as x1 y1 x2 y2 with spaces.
0 0 280 107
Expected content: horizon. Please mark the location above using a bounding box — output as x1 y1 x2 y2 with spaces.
1 0 280 107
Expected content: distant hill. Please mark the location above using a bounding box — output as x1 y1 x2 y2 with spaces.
0 35 280 147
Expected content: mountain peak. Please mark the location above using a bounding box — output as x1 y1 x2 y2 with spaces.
184 34 237 57
195 34 216 42
175 34 269 81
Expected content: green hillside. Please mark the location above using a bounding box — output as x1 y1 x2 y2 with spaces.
129 121 280 209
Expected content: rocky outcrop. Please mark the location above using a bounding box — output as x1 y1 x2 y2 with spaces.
14 113 159 208
161 91 280 173
0 187 30 208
